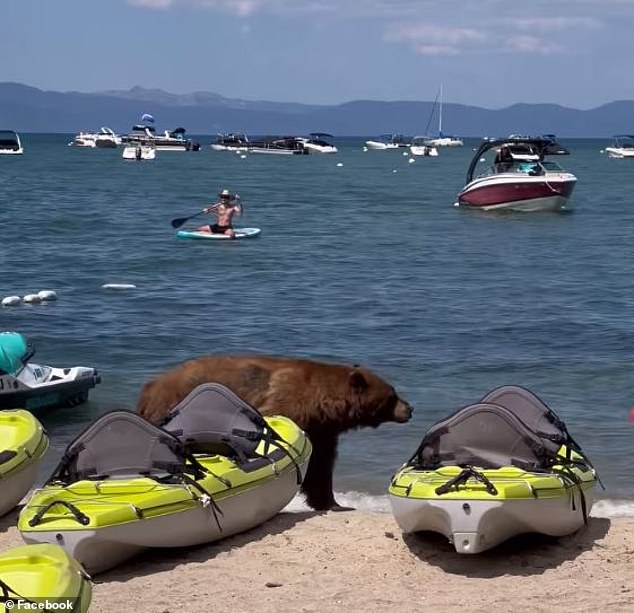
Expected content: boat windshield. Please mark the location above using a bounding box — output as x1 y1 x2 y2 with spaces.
0 130 19 148
614 136 634 148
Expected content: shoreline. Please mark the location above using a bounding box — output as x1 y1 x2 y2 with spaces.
2 508 634 612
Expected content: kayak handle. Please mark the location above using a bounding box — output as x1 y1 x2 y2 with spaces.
28 500 90 527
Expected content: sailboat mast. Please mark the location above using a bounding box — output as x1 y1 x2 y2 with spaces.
439 84 443 138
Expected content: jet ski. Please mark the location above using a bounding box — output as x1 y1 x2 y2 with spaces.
19 383 312 574
389 385 598 554
0 332 100 411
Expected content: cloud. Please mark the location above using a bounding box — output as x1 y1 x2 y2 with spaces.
505 16 601 32
128 0 260 16
503 35 564 55
385 24 486 55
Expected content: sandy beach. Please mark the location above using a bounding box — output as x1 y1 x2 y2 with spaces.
2 507 634 613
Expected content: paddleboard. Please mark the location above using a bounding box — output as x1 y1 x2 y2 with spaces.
177 228 261 240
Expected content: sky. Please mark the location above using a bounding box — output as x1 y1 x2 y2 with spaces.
2 0 634 108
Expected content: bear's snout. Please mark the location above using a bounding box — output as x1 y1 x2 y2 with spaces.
393 398 413 423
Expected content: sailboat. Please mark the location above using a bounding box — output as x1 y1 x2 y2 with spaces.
424 85 464 148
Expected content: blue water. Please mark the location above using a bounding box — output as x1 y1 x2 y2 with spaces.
2 135 634 509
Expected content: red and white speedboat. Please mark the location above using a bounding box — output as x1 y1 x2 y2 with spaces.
457 137 576 212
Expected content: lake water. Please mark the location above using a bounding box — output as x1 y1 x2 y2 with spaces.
2 134 633 515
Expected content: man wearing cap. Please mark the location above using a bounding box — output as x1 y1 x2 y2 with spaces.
198 189 242 238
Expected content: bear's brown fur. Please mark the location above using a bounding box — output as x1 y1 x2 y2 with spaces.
137 355 413 510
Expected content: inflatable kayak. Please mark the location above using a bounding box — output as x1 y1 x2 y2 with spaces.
177 227 261 240
389 385 597 554
0 544 92 613
19 383 311 574
0 409 49 518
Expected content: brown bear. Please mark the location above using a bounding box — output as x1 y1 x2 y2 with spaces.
137 355 413 511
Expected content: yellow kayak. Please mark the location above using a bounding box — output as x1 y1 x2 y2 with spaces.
0 409 49 517
0 544 91 613
19 411 311 574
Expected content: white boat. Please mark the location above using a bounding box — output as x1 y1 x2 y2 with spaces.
422 85 464 147
122 144 156 160
0 410 49 518
365 134 409 150
604 134 634 159
298 133 338 154
69 132 97 148
456 136 577 212
210 133 250 152
20 384 311 574
409 137 439 157
389 385 597 554
0 332 101 411
0 130 24 155
94 127 121 148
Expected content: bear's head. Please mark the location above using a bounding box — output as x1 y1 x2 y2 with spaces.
343 366 413 429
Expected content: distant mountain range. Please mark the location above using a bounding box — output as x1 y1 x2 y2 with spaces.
1 82 632 137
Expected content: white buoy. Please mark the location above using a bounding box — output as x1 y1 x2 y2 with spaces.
240 154 247 159
101 283 137 290
480 157 486 162
38 290 57 301
23 294 41 304
402 151 409 156
408 158 415 164
392 169 398 173
600 149 604 154
1 296 21 307
362 146 368 152
336 162 343 167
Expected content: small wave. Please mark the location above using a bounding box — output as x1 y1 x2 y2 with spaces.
285 492 634 518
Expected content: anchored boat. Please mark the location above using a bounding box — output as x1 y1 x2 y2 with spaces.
0 332 100 412
0 544 92 612
389 385 598 554
19 383 311 574
457 136 576 212
0 409 49 517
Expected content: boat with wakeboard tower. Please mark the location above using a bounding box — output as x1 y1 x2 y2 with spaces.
0 130 24 155
210 133 250 152
298 133 338 154
0 332 100 412
364 134 410 150
389 385 598 554
604 134 634 159
456 135 576 212
409 136 438 157
247 136 309 155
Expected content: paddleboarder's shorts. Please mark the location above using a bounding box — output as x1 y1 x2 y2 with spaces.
210 224 232 234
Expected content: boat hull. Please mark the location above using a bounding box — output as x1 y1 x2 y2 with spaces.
458 174 577 212
605 147 634 159
390 490 594 554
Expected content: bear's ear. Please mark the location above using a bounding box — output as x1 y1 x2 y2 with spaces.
349 370 368 391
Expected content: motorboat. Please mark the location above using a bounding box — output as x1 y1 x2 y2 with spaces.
248 136 309 155
122 143 156 160
456 136 577 212
0 332 100 411
0 409 49 517
409 137 439 157
0 130 24 154
365 134 409 150
69 132 97 148
0 544 92 612
389 385 597 554
19 383 312 574
604 134 634 159
298 133 338 154
94 127 121 148
210 133 250 152
122 124 199 151
421 85 464 147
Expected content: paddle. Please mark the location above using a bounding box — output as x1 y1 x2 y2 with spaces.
170 209 207 229
170 194 243 229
